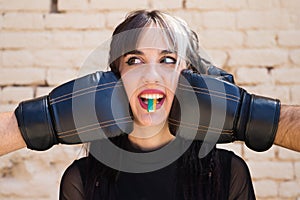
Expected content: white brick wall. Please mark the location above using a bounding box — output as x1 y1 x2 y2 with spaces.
44 13 106 30
228 49 288 67
278 31 300 47
199 30 244 48
245 31 277 48
1 0 300 199
202 12 236 29
0 68 46 85
89 0 148 10
3 13 44 30
0 0 51 11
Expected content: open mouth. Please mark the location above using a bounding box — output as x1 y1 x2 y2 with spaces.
138 90 166 112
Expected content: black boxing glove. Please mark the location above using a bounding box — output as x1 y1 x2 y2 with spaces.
169 69 280 152
15 71 133 151
207 65 235 83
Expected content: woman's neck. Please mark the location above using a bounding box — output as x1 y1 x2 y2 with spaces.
128 121 175 151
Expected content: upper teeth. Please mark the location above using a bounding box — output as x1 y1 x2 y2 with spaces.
140 94 164 99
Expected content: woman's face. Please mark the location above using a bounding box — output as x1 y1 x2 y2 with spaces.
119 28 186 128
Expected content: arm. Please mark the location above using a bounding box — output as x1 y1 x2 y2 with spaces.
0 112 26 156
275 105 300 152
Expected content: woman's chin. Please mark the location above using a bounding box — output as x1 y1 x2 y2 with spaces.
135 112 167 127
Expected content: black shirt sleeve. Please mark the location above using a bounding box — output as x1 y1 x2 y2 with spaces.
228 154 255 200
59 160 85 200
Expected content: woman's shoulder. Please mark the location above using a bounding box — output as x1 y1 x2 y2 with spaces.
60 157 87 200
61 157 88 184
215 149 255 199
215 148 250 173
215 149 249 169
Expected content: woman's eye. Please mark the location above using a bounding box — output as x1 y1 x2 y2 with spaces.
160 57 176 64
126 57 143 65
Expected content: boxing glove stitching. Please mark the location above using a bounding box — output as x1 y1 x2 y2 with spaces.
178 85 240 103
57 116 132 135
49 84 122 105
50 81 118 102
178 83 240 101
58 119 133 139
168 118 232 132
168 121 232 134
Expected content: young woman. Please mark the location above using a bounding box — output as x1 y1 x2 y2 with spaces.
59 10 255 200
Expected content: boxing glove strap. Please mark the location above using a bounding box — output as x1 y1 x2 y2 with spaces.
15 96 58 150
245 95 281 152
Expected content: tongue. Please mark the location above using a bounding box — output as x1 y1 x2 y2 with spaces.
147 98 156 112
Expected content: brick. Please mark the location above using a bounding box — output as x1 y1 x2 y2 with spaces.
0 104 17 112
278 147 300 161
228 49 288 67
0 0 50 11
40 145 84 163
0 32 51 49
235 67 270 85
216 142 243 157
82 30 112 48
80 48 110 74
244 146 276 161
0 68 45 85
278 31 300 47
105 11 126 29
151 0 182 10
0 12 3 29
199 30 244 48
51 31 83 49
243 85 290 104
0 51 3 66
90 0 148 10
205 50 228 67
281 0 300 9
3 13 44 30
245 31 277 48
237 10 291 30
171 11 203 31
202 12 235 29
36 86 55 97
46 68 78 85
247 161 294 179
290 50 300 65
296 162 300 179
186 0 247 10
58 0 89 11
291 85 300 105
2 50 33 67
248 0 280 9
279 181 300 197
0 87 34 103
45 13 105 30
33 49 84 68
272 68 300 84
253 180 278 198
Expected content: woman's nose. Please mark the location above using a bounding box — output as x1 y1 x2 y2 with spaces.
141 63 162 83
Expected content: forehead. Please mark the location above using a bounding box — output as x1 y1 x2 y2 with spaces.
136 27 174 51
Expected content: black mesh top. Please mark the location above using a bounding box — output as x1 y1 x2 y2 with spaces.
60 137 255 200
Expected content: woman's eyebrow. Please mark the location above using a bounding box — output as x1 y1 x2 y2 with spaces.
123 50 144 57
160 50 175 55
